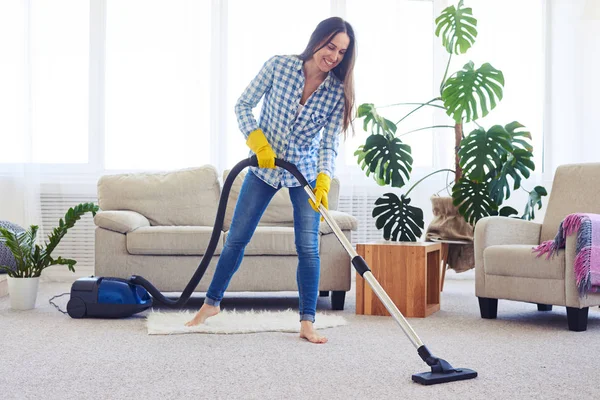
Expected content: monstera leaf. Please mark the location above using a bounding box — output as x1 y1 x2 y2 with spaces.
522 186 548 220
489 206 519 218
488 149 535 205
487 122 536 205
458 125 512 183
372 193 424 242
505 121 533 152
442 62 504 123
356 103 397 136
452 178 497 225
435 0 477 55
355 134 413 188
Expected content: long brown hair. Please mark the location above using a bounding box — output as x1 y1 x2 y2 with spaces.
298 17 356 138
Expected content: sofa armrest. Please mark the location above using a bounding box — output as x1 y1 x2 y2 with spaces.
475 216 542 297
475 216 542 249
94 210 150 234
320 210 358 235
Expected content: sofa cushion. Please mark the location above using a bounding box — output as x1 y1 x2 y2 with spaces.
319 210 358 235
222 169 340 231
483 244 565 280
98 165 221 227
224 226 321 255
94 211 150 234
126 226 224 255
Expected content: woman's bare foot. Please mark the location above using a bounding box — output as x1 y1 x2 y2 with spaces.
299 320 328 344
185 303 220 327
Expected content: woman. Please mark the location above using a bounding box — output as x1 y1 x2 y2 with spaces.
186 17 356 344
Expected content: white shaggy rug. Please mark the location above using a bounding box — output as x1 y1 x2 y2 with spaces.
146 308 348 335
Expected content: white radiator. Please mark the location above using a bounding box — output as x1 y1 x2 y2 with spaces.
40 193 98 280
337 194 383 244
37 192 382 281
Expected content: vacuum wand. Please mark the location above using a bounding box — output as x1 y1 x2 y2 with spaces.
294 161 477 385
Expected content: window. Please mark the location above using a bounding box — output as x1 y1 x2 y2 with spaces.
104 0 211 170
226 0 329 168
0 2 26 163
457 0 545 168
0 0 89 164
345 0 434 169
1 0 545 177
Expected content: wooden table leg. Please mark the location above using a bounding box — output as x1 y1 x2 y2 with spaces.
440 243 449 292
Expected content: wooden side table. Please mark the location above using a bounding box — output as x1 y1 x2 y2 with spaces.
355 241 441 318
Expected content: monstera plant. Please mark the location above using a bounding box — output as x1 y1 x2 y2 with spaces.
355 0 547 241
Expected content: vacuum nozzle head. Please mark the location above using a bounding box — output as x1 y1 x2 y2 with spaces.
413 346 477 385
412 367 477 385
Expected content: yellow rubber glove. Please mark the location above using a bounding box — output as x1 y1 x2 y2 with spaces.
309 173 331 220
246 129 276 169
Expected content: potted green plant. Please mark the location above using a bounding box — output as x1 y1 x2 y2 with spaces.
355 0 547 241
0 202 99 310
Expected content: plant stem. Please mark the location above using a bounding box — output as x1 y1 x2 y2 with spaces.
440 53 453 94
455 122 463 182
394 98 443 125
378 101 445 110
399 125 455 137
520 185 532 193
434 171 456 196
405 168 456 197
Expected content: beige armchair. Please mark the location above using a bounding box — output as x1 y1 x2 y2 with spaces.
475 163 600 331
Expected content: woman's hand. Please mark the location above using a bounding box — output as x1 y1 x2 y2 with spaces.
309 173 331 220
246 129 277 169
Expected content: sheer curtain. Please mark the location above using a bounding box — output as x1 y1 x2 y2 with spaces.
0 2 42 229
545 0 600 174
0 1 91 280
104 0 211 171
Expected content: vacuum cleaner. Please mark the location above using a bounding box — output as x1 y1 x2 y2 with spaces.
66 156 477 385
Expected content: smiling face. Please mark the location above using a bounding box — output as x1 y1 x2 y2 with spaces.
312 32 350 73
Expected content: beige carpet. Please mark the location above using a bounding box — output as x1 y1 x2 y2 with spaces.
2 272 600 400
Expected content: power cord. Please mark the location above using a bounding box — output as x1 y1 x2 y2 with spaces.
49 293 69 315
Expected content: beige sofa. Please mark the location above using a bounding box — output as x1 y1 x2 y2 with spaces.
93 165 358 310
475 163 600 331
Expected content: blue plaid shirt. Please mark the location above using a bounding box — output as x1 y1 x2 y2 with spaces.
235 55 344 188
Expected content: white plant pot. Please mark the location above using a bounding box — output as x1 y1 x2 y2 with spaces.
7 276 40 310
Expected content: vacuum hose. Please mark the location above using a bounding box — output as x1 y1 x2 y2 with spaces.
130 156 310 307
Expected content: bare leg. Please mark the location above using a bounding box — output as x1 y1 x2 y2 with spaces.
299 320 328 344
185 303 220 327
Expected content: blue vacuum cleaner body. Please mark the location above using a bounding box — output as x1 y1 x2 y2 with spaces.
67 276 152 318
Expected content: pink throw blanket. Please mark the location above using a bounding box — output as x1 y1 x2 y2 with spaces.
532 213 600 296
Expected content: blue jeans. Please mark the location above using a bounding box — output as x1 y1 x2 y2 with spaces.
204 170 321 323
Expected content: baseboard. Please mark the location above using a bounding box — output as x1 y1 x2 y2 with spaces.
0 275 7 298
